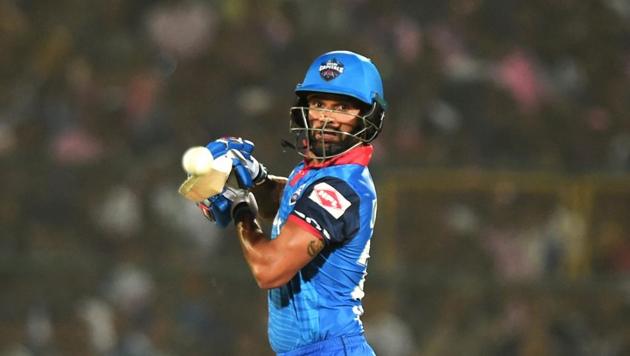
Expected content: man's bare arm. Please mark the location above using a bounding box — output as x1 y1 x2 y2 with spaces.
234 211 324 289
251 175 287 219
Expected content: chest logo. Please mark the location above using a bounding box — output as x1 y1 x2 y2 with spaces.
308 182 351 219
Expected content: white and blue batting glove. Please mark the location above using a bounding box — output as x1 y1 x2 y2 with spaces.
206 137 268 189
197 186 259 228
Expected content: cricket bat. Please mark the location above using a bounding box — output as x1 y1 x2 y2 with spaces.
178 154 233 203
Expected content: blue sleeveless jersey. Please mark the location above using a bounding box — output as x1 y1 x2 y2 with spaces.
267 145 377 353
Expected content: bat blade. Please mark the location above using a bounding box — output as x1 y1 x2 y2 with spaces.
178 155 233 202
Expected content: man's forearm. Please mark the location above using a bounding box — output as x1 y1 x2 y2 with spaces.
251 175 287 219
234 212 275 288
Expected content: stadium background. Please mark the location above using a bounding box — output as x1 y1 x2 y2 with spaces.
1 0 629 355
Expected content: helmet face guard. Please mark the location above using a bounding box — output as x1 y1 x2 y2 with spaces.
289 98 385 159
290 51 387 160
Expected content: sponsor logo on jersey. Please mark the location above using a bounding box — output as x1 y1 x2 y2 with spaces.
319 58 344 81
290 184 307 205
308 182 351 219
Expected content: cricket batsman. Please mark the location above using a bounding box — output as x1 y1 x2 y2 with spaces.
181 50 387 355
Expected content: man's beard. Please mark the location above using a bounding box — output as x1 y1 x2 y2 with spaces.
308 131 356 158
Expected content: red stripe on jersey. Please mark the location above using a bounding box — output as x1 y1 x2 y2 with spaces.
291 145 373 186
287 214 324 240
289 167 311 186
304 144 373 169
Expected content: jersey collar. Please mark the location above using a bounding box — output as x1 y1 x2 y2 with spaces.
304 144 373 168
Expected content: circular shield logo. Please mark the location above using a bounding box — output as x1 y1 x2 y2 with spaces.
319 58 345 81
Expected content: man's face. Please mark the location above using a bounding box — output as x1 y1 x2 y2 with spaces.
306 93 362 146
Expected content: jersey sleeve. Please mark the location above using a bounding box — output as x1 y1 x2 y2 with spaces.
288 177 360 244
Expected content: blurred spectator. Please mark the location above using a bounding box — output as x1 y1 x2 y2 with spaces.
93 185 143 239
79 298 117 355
146 2 217 61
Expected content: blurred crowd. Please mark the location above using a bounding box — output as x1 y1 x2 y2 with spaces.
1 0 629 355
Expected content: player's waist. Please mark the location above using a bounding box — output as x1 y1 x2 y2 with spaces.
268 304 365 353
276 333 368 356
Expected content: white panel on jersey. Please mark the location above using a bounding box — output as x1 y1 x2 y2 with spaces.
357 240 371 266
351 273 367 300
308 182 352 219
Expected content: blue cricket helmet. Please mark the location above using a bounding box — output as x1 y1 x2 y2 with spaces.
290 51 387 159
295 50 387 109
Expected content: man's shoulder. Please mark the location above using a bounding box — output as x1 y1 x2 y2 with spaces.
304 173 375 206
319 165 374 194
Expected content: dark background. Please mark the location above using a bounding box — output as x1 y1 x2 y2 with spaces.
1 0 629 355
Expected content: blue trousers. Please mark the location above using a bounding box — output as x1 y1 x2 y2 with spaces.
277 334 375 356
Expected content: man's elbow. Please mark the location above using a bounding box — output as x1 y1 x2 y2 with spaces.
252 268 292 290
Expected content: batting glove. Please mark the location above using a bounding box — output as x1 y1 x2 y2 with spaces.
197 186 259 228
206 137 268 189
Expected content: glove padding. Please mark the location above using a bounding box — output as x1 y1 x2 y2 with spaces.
198 186 259 228
206 137 268 189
